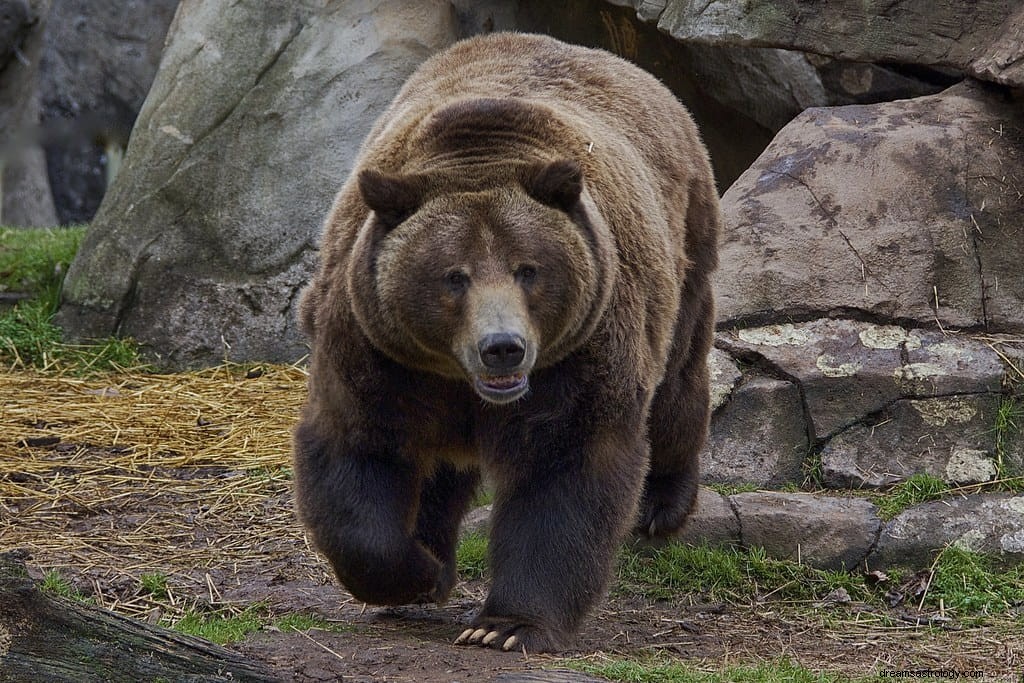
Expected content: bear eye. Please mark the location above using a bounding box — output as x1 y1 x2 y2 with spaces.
515 265 537 285
445 269 470 292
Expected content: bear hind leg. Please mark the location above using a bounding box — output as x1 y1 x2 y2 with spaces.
639 286 714 538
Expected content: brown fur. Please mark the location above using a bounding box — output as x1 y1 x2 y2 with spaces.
293 32 720 653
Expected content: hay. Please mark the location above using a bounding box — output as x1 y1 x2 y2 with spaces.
0 363 327 620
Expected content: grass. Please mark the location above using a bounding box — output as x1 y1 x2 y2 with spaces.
925 546 1024 618
172 606 266 645
0 225 142 373
870 473 949 521
40 569 92 603
616 542 866 605
564 656 867 683
0 226 83 298
139 572 169 600
994 395 1024 487
456 531 489 579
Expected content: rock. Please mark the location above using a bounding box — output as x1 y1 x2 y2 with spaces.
719 319 1005 439
701 375 808 487
57 0 464 367
872 494 1024 568
517 0 806 189
707 347 741 413
673 486 740 547
460 504 491 537
0 0 57 228
714 81 1024 333
38 0 179 224
731 492 881 570
820 395 1001 488
968 5 1024 87
632 0 1024 89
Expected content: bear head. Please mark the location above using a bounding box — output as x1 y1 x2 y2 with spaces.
346 158 615 405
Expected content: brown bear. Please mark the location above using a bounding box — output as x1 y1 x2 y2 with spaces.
293 32 720 653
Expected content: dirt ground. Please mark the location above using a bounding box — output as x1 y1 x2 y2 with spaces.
2 368 1023 682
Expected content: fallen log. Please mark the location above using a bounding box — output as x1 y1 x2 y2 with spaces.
0 551 279 682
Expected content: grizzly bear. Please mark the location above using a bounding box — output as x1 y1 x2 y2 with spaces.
293 32 720 653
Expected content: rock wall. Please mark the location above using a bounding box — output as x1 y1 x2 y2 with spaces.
0 0 56 228
687 80 1024 569
610 0 1024 89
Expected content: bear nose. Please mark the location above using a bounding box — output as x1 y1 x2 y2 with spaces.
478 333 526 371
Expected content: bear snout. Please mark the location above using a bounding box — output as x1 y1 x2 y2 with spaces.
467 330 533 404
478 332 526 371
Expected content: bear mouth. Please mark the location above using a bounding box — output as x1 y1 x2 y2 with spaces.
473 373 529 404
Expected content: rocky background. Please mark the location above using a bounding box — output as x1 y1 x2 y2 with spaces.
2 0 1022 570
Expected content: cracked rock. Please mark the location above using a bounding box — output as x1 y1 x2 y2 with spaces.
820 395 1001 488
872 494 1024 568
719 319 1005 440
637 0 1024 89
731 492 881 570
701 375 808 487
713 80 1024 334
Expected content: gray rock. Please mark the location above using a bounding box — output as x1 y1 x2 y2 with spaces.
732 492 881 570
0 0 57 228
719 319 1005 439
707 347 741 413
38 0 179 224
57 0 464 367
821 395 1001 488
646 0 1023 89
701 375 808 487
714 82 1024 334
872 494 1024 568
517 0 809 190
673 486 740 547
461 504 491 537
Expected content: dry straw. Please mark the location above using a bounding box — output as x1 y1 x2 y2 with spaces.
0 363 328 620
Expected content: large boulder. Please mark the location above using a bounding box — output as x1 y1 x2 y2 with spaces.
714 81 1024 333
38 0 179 224
611 0 1024 88
0 0 56 228
57 0 483 367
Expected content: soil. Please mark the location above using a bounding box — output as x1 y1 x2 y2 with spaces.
1 369 1022 682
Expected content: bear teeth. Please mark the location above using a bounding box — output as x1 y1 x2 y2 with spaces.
481 373 524 390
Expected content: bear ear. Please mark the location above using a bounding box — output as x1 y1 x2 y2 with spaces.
358 169 424 229
524 159 583 212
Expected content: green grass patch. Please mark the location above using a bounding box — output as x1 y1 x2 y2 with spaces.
40 570 91 603
0 225 143 373
706 483 759 497
994 396 1024 488
871 473 948 521
275 613 332 632
564 655 864 683
139 572 169 600
456 531 489 580
172 606 265 645
924 546 1024 618
616 542 865 605
0 226 84 298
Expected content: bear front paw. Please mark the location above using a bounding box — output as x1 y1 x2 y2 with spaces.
454 617 568 653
